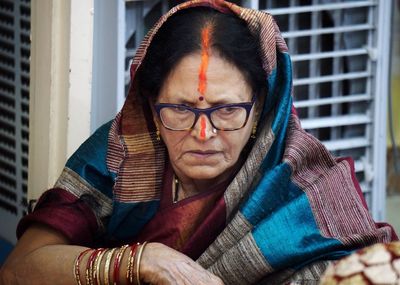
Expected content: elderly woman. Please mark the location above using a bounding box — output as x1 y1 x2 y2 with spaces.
1 1 397 285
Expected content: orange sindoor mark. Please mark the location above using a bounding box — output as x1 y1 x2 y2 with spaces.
198 26 211 98
200 116 207 140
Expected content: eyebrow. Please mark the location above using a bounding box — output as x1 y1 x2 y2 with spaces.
160 93 252 105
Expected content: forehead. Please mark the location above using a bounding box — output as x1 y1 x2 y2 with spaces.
158 52 252 103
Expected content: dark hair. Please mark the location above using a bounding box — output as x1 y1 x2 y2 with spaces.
136 7 266 101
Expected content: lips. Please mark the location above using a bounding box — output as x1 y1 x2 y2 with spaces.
185 150 221 158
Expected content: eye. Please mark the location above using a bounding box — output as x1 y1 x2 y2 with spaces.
218 107 238 114
172 105 190 114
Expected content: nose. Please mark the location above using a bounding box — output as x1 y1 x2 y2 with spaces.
191 114 216 141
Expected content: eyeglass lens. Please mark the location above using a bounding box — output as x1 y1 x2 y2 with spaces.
159 106 248 130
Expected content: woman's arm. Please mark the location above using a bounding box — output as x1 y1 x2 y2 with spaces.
0 224 224 285
0 224 86 285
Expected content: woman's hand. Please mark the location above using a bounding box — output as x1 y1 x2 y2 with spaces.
140 242 224 285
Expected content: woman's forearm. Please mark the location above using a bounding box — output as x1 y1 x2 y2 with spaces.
1 224 223 285
1 244 139 285
1 245 87 285
1 223 136 285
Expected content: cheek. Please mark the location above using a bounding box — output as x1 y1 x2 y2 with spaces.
160 129 187 158
220 128 252 160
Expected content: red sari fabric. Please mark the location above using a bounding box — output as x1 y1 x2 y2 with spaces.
18 162 228 260
134 164 227 259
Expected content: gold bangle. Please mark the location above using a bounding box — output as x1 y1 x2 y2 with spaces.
135 241 148 285
104 248 117 285
86 249 100 285
94 248 107 285
113 245 129 285
127 243 140 284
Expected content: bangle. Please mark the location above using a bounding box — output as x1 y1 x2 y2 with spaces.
135 241 148 285
94 248 107 285
86 249 100 285
74 249 92 285
127 243 140 284
104 248 117 285
113 245 129 285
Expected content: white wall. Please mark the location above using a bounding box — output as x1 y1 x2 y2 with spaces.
29 0 94 200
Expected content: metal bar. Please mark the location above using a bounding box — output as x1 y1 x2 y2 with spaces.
20 96 29 106
322 137 370 151
358 182 370 193
294 71 370 86
13 0 24 219
0 34 14 46
21 70 29 79
354 160 365 172
0 101 14 114
331 9 344 142
307 0 321 138
288 0 299 86
0 48 14 59
291 48 368 61
0 128 14 139
371 0 392 221
20 29 30 38
281 24 373 39
21 42 29 51
0 152 15 166
0 167 16 182
20 56 30 65
0 60 14 73
0 22 13 32
0 112 15 125
0 75 16 86
301 114 371 129
0 89 14 101
364 2 375 215
126 48 136 58
0 179 16 194
266 1 376 16
0 7 13 16
294 94 371 108
0 140 15 154
134 1 144 48
250 0 259 10
20 1 30 10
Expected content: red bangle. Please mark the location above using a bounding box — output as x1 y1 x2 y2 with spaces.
74 249 92 285
86 249 100 285
113 245 129 285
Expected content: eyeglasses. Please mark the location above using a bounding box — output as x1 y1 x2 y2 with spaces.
154 96 256 131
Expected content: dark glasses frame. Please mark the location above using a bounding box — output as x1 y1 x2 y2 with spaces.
154 95 256 131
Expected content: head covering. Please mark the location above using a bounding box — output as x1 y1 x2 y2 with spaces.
19 1 397 284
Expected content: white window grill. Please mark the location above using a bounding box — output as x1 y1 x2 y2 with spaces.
123 0 391 220
0 0 30 244
255 0 391 220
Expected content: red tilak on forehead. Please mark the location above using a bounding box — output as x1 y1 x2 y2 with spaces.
200 116 207 140
198 26 211 98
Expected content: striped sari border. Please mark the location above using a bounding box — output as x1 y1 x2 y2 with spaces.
54 167 113 230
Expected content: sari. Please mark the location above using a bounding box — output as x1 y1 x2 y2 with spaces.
18 1 397 284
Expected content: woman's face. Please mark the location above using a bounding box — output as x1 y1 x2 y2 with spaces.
154 52 256 185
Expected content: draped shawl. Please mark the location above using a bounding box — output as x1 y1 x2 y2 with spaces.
19 1 397 284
